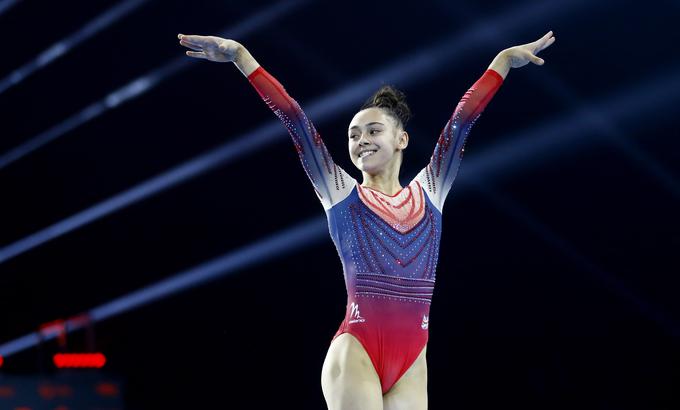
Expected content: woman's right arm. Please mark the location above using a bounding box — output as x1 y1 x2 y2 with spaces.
233 44 260 77
178 34 259 76
178 34 356 210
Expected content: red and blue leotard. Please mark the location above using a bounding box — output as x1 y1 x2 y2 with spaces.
247 65 503 394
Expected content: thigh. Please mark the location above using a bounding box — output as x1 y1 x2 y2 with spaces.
321 333 383 410
382 346 428 410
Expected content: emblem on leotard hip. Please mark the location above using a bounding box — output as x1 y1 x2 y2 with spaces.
348 302 366 324
421 315 429 330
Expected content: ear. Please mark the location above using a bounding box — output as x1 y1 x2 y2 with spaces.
398 130 409 150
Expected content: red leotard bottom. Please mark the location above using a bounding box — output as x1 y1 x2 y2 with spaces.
330 296 429 395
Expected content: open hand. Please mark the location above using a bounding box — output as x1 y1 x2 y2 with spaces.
178 34 242 62
504 30 556 68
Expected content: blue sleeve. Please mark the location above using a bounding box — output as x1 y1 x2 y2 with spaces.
415 68 504 212
248 66 356 210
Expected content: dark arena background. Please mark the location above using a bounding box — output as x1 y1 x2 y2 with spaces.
0 0 678 409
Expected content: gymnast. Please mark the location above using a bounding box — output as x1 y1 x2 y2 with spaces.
178 29 555 410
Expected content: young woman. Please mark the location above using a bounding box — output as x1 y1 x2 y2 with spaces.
178 30 555 410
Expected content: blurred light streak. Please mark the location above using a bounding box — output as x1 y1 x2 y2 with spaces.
0 0 21 16
0 217 328 358
0 0 150 95
0 0 593 262
2 66 679 356
468 181 680 337
2 0 678 356
0 0 309 170
437 0 680 200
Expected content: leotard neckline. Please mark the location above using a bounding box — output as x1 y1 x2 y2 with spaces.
359 184 406 197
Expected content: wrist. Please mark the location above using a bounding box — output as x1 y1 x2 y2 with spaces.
487 50 511 80
232 42 246 63
234 45 260 77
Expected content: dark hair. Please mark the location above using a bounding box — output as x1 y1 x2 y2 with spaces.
360 84 411 130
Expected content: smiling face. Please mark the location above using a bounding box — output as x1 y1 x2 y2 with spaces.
348 107 408 175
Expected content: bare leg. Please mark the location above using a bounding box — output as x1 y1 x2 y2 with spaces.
321 333 383 410
382 346 428 410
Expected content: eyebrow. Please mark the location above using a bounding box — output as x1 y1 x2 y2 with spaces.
349 122 384 131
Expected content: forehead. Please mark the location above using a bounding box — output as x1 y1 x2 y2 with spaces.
349 107 390 130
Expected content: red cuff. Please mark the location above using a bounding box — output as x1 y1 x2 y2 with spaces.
485 68 504 83
247 65 264 81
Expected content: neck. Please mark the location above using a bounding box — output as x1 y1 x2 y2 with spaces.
361 156 402 195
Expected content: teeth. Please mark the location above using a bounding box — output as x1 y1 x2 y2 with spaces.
359 150 376 158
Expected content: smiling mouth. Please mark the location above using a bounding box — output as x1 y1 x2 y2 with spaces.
358 150 377 158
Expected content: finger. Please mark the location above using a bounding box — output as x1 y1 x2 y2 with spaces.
540 30 553 41
179 40 203 51
535 30 553 46
532 54 545 65
536 36 556 53
186 51 208 59
178 33 201 44
180 38 205 49
178 35 208 46
544 36 556 48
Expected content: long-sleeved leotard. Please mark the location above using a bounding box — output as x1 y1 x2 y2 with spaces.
247 65 503 394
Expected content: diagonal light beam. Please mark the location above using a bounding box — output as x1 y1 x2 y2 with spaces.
0 0 150 95
0 0 21 17
468 181 679 337
1 0 677 362
1 61 678 271
528 69 680 200
4 90 680 355
0 216 328 358
455 65 680 183
2 67 679 357
433 0 680 336
438 0 680 200
0 0 594 263
0 0 310 170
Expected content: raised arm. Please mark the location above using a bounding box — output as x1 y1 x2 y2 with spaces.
178 34 356 210
414 66 503 212
415 30 555 212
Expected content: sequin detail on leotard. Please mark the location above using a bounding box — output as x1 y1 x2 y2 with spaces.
247 65 504 394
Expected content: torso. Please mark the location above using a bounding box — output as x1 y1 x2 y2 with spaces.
324 176 442 395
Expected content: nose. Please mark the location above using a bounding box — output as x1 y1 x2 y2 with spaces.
357 131 370 145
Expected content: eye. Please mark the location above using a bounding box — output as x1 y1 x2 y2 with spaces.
349 130 380 139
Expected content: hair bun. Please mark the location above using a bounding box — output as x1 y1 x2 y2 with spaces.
360 84 411 129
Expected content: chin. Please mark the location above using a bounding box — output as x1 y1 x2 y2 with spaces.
357 163 383 174
353 154 389 173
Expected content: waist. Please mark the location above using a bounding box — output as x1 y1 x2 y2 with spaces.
351 272 435 305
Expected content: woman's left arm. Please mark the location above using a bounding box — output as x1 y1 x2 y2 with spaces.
488 30 556 80
416 30 556 212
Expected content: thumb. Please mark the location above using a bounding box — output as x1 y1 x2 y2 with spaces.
533 55 545 65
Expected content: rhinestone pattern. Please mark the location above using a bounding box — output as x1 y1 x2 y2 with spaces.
338 186 441 304
356 179 426 234
416 69 504 212
248 65 504 397
248 65 504 306
248 67 356 210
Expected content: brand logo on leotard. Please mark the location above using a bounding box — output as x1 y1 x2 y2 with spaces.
421 315 429 330
348 302 366 324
